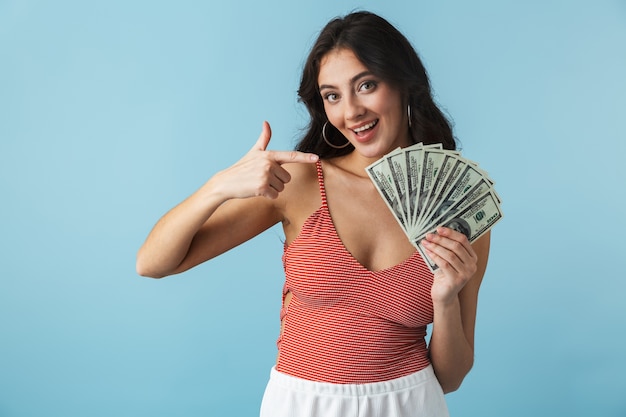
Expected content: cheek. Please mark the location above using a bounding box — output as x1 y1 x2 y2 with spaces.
323 105 343 127
377 90 404 119
383 100 405 124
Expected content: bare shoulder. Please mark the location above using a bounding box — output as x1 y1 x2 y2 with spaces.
278 161 322 240
279 161 319 201
284 160 319 181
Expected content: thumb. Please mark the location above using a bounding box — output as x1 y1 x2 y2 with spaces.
251 121 272 152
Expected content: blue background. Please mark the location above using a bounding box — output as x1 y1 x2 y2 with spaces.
1 1 625 416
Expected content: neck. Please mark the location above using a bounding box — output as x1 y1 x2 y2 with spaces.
328 152 379 179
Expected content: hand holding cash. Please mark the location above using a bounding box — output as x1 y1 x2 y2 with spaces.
366 143 503 272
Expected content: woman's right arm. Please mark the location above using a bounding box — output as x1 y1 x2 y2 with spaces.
136 122 319 278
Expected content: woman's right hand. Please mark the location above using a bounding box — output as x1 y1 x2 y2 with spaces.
211 121 319 201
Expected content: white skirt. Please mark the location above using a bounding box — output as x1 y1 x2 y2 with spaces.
260 365 449 417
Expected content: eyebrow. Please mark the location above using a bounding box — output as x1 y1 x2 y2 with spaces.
319 71 374 91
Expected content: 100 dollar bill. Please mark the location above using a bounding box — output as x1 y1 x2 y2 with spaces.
414 190 503 271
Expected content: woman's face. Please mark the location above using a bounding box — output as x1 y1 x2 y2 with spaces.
318 48 410 159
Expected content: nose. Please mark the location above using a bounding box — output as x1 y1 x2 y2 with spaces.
344 94 365 121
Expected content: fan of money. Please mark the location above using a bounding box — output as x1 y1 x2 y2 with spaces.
366 143 503 272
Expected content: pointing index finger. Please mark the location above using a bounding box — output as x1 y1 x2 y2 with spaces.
268 150 319 165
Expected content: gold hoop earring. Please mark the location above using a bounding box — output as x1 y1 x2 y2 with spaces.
407 105 412 128
322 122 350 149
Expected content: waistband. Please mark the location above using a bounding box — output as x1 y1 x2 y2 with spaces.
269 365 438 397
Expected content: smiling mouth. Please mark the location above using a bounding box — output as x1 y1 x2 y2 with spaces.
352 120 378 135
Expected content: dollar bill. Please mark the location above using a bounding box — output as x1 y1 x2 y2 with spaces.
415 161 493 233
413 152 461 234
414 190 503 271
413 149 447 231
416 177 495 239
404 146 425 227
387 149 413 228
366 156 409 232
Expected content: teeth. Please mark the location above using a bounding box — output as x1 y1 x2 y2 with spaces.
353 120 377 133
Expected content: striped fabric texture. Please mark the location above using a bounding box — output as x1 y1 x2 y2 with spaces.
276 161 435 384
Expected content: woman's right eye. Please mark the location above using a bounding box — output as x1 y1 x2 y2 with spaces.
324 93 339 103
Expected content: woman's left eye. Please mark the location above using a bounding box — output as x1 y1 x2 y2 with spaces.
360 81 377 91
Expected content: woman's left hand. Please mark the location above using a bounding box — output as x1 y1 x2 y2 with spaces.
421 227 478 305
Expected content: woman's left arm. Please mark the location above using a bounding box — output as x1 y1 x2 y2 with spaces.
421 228 491 393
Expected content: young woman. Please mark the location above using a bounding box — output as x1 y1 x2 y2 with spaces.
137 11 491 417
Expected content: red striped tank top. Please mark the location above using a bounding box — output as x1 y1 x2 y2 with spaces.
276 160 435 383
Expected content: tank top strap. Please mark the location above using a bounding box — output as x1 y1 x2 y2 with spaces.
315 160 328 207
